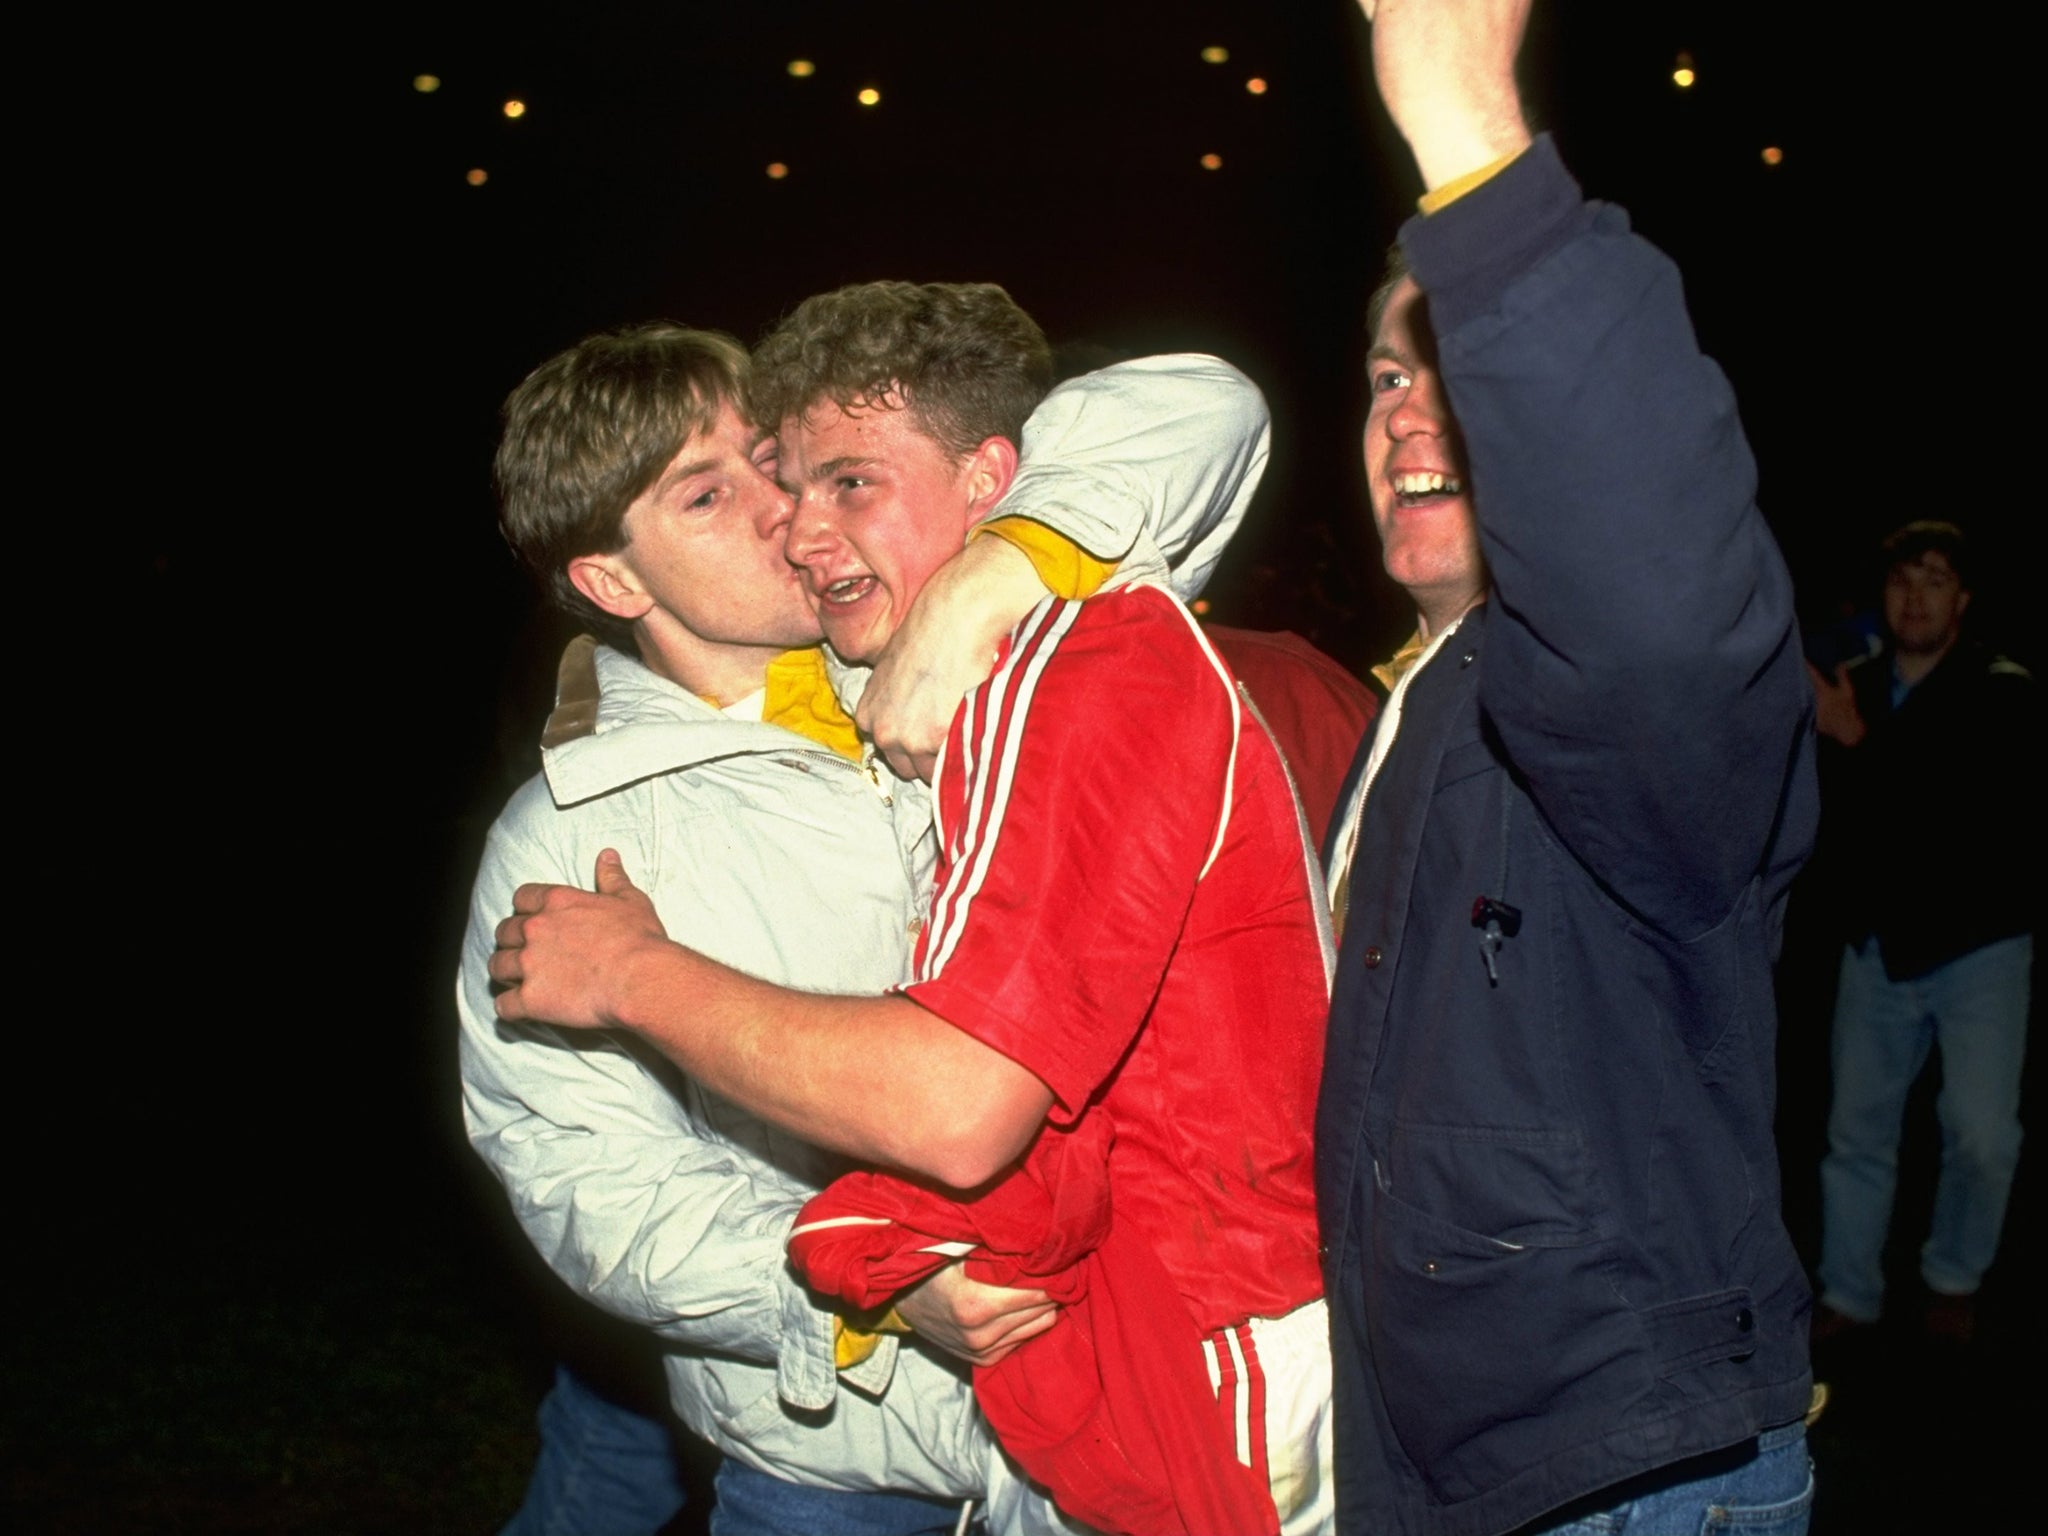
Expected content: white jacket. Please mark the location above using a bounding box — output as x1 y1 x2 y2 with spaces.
458 355 1269 1495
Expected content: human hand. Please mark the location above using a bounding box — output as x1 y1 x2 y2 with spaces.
858 534 1044 782
892 1261 1060 1368
490 849 672 1028
1805 660 1867 747
1359 0 1535 193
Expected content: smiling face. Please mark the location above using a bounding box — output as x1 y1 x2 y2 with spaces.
1364 276 1487 638
778 395 993 664
568 400 820 702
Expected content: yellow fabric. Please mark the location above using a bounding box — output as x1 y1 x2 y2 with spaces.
974 516 1118 600
833 1305 913 1369
1369 629 1430 693
1417 149 1525 215
761 647 864 762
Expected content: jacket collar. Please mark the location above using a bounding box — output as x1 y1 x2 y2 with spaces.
541 637 846 807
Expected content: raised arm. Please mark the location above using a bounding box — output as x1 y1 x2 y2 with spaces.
1369 0 1812 937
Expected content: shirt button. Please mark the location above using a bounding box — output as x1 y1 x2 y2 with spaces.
1363 946 1383 969
1736 1307 1755 1333
907 915 925 935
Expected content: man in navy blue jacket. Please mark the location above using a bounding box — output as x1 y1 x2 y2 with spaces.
1317 5 1819 1534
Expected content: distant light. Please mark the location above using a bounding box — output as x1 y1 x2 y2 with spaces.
857 87 881 106
787 59 816 78
1245 77 1268 95
766 162 790 179
1761 145 1784 166
503 99 527 119
1672 67 1696 88
1201 46 1230 64
413 74 440 94
466 168 488 186
1192 598 1211 615
1200 152 1223 170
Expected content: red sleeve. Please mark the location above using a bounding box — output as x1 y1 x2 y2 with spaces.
904 589 1236 1120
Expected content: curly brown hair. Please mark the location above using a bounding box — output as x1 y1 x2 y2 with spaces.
750 281 1053 457
495 322 749 649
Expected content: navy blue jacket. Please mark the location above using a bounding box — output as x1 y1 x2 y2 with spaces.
1316 139 1819 1536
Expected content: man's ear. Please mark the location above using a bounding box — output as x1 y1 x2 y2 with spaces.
566 550 655 622
960 436 1021 527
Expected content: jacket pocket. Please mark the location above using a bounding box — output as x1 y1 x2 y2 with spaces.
1364 1156 1643 1506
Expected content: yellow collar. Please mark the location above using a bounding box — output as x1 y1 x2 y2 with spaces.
1370 630 1429 693
762 647 863 761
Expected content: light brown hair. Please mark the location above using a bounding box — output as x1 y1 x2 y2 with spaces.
750 282 1053 457
495 322 749 648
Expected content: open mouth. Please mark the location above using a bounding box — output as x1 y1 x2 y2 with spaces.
1393 470 1464 507
818 574 878 606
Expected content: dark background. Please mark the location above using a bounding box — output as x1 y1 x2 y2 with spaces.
23 3 2037 1530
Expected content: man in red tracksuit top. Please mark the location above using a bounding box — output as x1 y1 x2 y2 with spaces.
492 280 1337 1535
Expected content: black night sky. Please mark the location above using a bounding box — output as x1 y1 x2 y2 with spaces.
35 3 2036 1529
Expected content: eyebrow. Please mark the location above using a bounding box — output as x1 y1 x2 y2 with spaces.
1366 342 1408 366
652 456 719 497
806 454 882 482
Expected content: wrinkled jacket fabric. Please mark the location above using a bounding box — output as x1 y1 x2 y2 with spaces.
1316 139 1819 1536
461 645 985 1492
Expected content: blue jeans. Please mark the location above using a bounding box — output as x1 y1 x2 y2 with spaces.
501 1365 688 1536
1818 934 2032 1319
711 1460 972 1536
1531 1422 1813 1534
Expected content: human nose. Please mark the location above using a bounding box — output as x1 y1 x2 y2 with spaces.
1388 367 1446 439
756 479 797 545
784 487 839 568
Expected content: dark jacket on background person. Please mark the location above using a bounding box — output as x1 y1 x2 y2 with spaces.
1316 138 1819 1536
1826 638 2039 979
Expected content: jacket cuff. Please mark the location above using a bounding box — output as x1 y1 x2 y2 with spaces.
1399 134 1595 339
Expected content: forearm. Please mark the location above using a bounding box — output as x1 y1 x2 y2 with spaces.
608 941 1052 1190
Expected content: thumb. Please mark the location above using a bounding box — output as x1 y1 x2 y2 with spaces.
594 847 636 895
1832 662 1853 688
